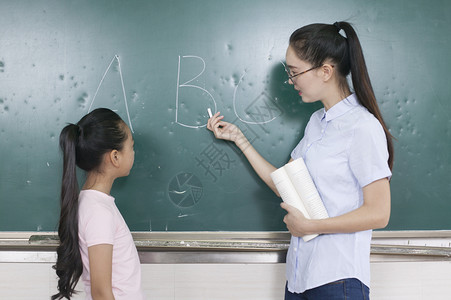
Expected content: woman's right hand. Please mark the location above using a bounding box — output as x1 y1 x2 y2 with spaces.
207 112 243 143
207 111 279 194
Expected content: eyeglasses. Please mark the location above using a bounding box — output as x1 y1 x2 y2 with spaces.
281 62 334 84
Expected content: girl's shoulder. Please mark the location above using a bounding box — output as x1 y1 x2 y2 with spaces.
78 190 116 215
79 189 115 202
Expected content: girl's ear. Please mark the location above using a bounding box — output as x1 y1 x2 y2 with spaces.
321 64 335 82
109 150 120 168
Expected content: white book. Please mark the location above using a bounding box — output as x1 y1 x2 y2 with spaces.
270 158 329 242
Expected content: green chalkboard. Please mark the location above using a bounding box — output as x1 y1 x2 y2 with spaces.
1 0 450 232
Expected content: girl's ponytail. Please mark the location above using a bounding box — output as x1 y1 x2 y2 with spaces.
337 21 394 170
52 124 83 300
52 108 127 299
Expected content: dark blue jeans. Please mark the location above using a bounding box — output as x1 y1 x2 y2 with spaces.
285 278 370 300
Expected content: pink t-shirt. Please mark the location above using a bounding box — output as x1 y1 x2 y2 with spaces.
78 190 144 300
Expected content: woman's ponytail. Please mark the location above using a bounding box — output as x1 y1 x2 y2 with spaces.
290 22 394 171
338 21 394 170
52 124 83 300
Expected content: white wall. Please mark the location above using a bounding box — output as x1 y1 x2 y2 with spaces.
1 259 451 299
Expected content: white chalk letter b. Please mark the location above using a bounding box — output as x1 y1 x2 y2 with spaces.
175 55 216 129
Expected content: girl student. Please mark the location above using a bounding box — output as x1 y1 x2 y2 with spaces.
207 22 393 299
52 108 144 300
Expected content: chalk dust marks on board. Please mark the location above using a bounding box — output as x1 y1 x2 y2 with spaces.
0 97 9 115
175 55 217 129
87 55 134 132
0 97 7 137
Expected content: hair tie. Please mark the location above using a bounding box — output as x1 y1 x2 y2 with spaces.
333 22 342 32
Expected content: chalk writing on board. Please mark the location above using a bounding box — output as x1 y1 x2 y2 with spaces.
233 68 284 125
176 55 217 129
88 55 134 133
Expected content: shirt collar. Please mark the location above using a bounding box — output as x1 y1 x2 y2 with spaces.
321 93 359 122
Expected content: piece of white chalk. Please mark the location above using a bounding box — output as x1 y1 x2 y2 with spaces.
207 108 213 118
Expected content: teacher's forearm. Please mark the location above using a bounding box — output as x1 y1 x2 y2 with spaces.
235 134 279 196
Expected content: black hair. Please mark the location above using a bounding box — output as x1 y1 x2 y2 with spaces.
52 108 127 299
289 21 394 170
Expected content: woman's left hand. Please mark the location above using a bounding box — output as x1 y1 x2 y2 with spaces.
281 178 391 236
280 202 314 237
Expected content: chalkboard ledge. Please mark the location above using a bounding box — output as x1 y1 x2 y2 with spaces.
1 231 451 263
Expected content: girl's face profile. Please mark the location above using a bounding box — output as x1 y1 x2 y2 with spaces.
119 125 135 177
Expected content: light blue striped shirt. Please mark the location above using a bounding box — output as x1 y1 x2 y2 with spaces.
287 93 391 293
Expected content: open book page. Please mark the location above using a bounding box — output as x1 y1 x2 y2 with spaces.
270 166 318 242
284 158 329 220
